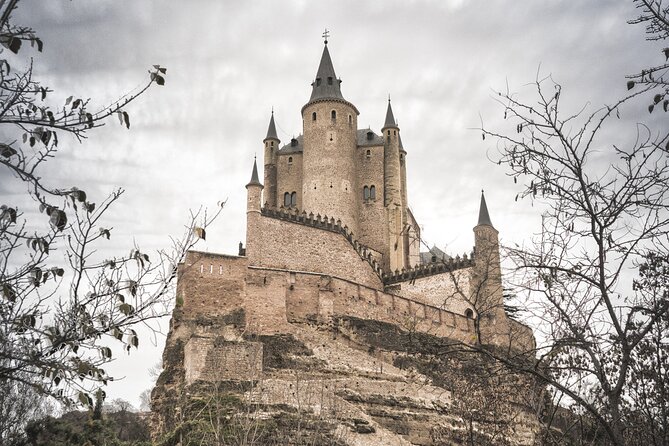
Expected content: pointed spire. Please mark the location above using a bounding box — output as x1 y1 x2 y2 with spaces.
383 96 397 129
309 41 344 101
477 190 493 227
265 110 278 140
246 156 262 188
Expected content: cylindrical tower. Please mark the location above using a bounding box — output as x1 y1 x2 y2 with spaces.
382 100 405 272
245 159 263 263
300 42 360 236
263 112 280 208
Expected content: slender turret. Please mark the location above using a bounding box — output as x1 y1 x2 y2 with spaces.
382 98 405 272
473 190 503 311
245 158 263 262
263 111 280 207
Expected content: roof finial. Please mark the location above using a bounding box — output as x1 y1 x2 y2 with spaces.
322 28 330 45
388 93 391 103
271 106 274 115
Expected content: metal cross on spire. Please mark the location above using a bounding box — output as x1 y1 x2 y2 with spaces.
322 28 330 44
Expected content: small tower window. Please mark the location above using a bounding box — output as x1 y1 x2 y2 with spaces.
331 110 336 120
312 112 317 121
290 192 297 207
394 130 397 136
271 141 274 147
327 76 333 85
363 186 370 200
370 185 376 200
366 149 371 158
348 115 352 125
316 78 321 87
283 192 291 207
465 308 474 319
288 156 293 164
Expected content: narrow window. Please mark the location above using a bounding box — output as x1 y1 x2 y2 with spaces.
283 192 291 207
387 130 390 136
290 192 297 207
348 115 352 125
363 186 370 200
327 76 333 85
271 141 274 147
366 149 371 158
331 110 336 120
316 78 321 86
465 308 474 319
312 112 317 121
394 130 397 136
288 156 293 164
370 185 376 200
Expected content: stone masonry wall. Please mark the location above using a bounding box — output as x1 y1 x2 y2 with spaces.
177 251 249 317
393 267 474 317
356 144 387 259
247 212 382 289
276 151 303 209
184 336 263 383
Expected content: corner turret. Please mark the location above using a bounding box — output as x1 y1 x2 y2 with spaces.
246 158 263 263
263 111 280 207
246 157 263 211
473 190 503 313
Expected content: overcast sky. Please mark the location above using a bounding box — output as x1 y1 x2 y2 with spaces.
3 0 663 408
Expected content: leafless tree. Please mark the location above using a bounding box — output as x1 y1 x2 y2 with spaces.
0 0 220 409
479 18 669 445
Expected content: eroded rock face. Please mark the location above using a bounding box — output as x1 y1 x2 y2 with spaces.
151 309 543 446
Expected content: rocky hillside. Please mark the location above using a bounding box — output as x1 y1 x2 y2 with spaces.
151 308 545 446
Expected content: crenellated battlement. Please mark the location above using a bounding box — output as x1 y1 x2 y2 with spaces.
383 251 476 285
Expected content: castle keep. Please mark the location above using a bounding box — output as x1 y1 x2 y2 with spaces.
151 39 538 445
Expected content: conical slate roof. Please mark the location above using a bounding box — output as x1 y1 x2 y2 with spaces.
477 190 493 227
246 158 262 187
265 112 278 140
309 43 344 101
383 99 397 129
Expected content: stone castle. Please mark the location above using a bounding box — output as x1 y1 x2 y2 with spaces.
151 39 540 445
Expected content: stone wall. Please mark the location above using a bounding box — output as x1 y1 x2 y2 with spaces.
177 251 249 317
247 212 383 289
184 336 263 383
276 151 303 209
356 144 387 257
393 267 474 316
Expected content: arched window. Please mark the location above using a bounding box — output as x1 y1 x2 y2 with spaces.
312 112 317 121
283 192 291 207
363 186 370 200
348 115 352 125
331 110 336 120
465 308 474 319
290 192 297 207
370 185 376 200
366 149 371 158
288 156 293 164
271 141 274 147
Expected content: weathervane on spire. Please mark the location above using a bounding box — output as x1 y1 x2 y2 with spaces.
322 28 330 44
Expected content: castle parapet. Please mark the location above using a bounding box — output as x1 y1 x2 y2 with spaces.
383 250 476 285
